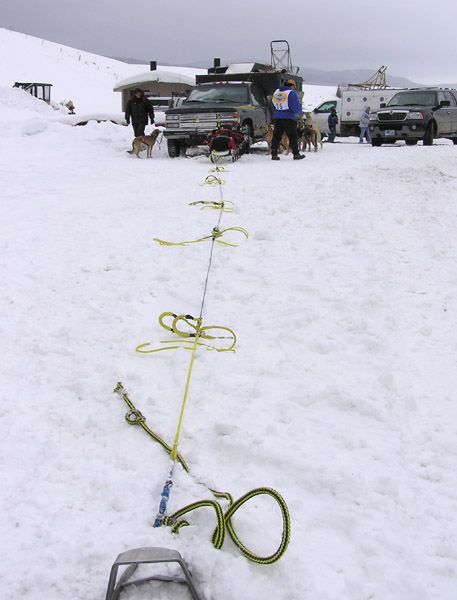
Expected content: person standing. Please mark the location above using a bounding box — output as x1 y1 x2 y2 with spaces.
270 80 305 161
359 105 371 143
327 108 338 143
125 88 155 137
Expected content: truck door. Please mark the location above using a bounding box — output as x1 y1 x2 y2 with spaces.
312 100 338 134
444 91 457 135
436 91 452 134
250 83 268 134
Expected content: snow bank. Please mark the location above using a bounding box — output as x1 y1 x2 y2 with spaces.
303 83 337 110
0 28 147 112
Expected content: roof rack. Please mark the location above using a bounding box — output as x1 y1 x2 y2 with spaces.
348 66 388 89
270 40 299 74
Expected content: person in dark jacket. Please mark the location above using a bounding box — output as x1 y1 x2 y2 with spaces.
270 80 305 160
125 88 155 137
327 108 338 143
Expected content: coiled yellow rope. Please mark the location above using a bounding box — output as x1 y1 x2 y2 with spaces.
135 312 237 354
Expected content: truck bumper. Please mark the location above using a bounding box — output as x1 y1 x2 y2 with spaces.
369 122 427 142
164 129 210 145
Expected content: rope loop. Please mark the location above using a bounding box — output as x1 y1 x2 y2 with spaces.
125 409 145 425
200 174 225 186
189 200 234 213
136 311 237 354
113 383 189 472
164 487 291 564
152 226 247 248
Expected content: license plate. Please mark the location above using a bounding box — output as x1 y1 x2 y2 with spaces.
384 129 396 136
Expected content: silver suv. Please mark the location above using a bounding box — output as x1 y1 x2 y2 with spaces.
369 89 457 146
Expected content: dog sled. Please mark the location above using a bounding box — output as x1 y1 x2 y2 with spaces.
207 124 245 162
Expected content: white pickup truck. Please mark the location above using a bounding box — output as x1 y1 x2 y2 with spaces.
310 88 404 137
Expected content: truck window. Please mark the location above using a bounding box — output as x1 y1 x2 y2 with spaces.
186 84 249 104
315 101 337 113
437 91 447 104
387 91 438 107
446 91 457 106
250 84 265 106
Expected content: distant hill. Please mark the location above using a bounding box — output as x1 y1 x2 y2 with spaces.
146 58 454 88
297 67 421 88
110 56 147 65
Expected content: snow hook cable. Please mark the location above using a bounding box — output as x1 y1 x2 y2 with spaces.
116 153 291 564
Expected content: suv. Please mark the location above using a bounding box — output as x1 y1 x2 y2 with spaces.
369 88 457 146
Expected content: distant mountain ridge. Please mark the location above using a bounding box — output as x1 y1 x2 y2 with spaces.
113 55 456 88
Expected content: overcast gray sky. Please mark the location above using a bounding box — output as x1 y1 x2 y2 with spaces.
2 0 457 83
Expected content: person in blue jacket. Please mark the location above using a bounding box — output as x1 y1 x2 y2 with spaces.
271 80 305 160
327 108 339 143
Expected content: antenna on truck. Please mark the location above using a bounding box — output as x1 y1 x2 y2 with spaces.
270 40 299 74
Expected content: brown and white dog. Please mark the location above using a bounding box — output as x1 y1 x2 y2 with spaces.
259 123 289 154
302 113 323 152
133 128 161 158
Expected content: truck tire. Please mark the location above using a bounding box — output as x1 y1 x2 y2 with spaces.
405 139 418 146
371 139 382 147
452 138 457 145
423 123 434 146
167 139 181 158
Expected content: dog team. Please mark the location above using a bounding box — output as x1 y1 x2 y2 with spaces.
125 83 322 159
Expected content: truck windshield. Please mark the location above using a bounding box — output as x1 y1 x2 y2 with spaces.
186 85 249 104
387 91 438 107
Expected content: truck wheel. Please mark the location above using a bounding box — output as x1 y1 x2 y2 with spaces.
423 123 434 146
405 139 418 146
452 138 457 145
167 139 181 158
371 139 382 147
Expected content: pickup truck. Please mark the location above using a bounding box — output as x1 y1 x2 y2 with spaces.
368 88 457 146
164 66 303 157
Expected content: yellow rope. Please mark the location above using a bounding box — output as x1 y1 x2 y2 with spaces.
153 226 248 248
135 312 237 354
163 487 291 564
170 319 201 461
120 160 292 564
113 382 189 472
189 200 234 213
200 174 225 186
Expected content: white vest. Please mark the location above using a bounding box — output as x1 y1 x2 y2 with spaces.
272 89 292 111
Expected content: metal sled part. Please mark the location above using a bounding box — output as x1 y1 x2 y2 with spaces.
105 547 202 600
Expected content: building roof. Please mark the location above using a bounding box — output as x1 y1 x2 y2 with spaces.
113 69 200 92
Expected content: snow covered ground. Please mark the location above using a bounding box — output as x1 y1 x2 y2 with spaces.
2 33 457 600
